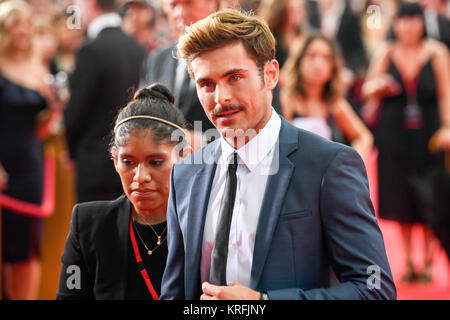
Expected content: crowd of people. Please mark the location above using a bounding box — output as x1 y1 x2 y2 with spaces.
0 0 449 300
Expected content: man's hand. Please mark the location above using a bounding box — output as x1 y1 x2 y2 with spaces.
200 282 261 300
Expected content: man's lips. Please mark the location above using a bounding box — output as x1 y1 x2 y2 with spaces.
215 109 241 118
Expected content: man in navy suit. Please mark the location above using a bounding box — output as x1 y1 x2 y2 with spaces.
161 9 396 300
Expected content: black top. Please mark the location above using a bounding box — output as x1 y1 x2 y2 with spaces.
0 72 46 203
57 195 168 300
126 221 167 299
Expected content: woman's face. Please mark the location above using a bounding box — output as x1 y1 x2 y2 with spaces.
394 15 424 45
4 11 33 53
112 129 178 218
299 38 334 87
285 0 304 31
34 27 58 62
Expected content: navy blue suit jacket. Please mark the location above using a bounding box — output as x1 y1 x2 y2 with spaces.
161 118 396 300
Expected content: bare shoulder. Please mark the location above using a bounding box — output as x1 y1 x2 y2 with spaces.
332 98 352 115
372 41 394 61
426 39 450 59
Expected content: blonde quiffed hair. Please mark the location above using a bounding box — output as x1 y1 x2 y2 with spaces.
176 8 276 79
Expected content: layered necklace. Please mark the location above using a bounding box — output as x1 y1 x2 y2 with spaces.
132 218 167 255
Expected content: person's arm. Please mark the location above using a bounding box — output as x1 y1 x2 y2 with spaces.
333 99 374 160
56 205 94 300
429 40 450 152
268 147 396 300
160 165 186 300
0 162 7 191
63 44 99 160
360 42 401 126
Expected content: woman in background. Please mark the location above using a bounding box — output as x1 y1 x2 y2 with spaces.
257 0 308 68
281 34 373 160
361 2 450 283
0 0 61 299
57 83 191 299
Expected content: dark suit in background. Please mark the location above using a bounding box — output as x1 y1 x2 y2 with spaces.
306 0 368 74
64 27 145 202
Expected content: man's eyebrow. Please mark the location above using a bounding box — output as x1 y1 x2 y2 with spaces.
196 68 249 84
222 68 248 77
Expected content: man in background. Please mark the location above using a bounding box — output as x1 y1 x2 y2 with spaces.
64 0 145 202
140 0 220 148
121 0 158 53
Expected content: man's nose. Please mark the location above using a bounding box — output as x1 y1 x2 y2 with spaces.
214 83 232 106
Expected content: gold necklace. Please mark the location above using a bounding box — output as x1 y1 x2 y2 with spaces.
132 219 167 255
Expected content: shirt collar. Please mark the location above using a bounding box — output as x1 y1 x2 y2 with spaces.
87 13 122 40
220 108 281 172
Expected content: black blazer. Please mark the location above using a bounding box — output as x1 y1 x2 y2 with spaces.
437 14 450 49
307 1 368 74
64 27 146 202
57 195 132 299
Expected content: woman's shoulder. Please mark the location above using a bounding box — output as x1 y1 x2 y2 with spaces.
425 39 450 61
73 195 129 223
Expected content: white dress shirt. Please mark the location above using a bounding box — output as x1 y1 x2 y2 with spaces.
87 13 122 40
200 108 281 286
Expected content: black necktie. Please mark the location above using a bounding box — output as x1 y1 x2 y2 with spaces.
209 152 238 285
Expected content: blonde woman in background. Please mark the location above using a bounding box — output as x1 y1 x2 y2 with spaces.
0 0 61 299
281 34 373 161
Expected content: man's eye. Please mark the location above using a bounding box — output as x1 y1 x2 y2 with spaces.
199 81 214 89
230 74 242 82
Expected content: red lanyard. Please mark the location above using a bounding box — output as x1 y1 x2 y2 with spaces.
129 216 159 300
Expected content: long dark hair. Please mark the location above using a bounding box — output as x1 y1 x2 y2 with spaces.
283 33 345 104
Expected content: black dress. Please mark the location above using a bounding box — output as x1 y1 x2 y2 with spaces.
0 73 46 263
375 56 444 223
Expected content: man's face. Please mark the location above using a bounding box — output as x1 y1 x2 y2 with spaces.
165 0 218 37
191 41 279 144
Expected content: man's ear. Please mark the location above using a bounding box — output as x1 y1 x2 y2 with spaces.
264 59 279 91
111 146 119 171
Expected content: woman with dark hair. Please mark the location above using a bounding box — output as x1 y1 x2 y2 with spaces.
57 83 192 299
281 34 373 160
362 2 450 283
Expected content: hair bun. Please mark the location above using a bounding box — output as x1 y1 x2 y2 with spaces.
135 83 175 104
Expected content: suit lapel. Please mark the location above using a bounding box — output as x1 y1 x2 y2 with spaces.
250 119 299 289
112 195 132 299
185 142 220 298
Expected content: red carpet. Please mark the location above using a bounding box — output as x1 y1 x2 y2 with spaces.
365 149 450 299
378 219 450 299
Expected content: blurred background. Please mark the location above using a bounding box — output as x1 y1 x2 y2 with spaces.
0 0 449 300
